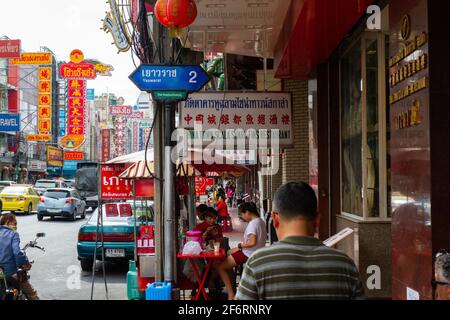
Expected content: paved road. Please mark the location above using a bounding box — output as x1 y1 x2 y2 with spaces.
12 211 128 300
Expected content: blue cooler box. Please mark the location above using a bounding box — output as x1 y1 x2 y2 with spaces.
146 282 172 300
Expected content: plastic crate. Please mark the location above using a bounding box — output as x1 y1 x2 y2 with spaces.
145 282 172 300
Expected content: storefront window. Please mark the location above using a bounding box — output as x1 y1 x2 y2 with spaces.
365 36 380 218
340 32 390 220
341 39 363 217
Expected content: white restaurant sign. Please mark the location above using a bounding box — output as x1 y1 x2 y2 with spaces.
180 92 293 146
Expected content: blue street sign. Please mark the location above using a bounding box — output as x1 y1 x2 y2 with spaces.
129 65 210 93
0 113 20 132
86 88 95 101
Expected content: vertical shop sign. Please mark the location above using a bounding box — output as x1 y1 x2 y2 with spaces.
37 67 52 138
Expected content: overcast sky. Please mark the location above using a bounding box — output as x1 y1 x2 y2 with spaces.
0 0 142 105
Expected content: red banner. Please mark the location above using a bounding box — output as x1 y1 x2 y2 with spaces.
195 177 207 196
68 97 86 107
101 129 111 162
0 40 21 59
59 62 96 79
64 151 84 161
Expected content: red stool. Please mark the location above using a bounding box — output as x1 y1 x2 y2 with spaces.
221 216 233 232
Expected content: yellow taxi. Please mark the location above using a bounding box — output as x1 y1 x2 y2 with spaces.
0 185 40 214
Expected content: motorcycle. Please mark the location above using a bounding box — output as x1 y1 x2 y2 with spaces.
0 232 45 300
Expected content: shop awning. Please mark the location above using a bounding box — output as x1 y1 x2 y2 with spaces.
118 160 155 180
274 0 374 78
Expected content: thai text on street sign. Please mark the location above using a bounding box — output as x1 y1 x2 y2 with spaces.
129 65 210 93
11 52 52 65
0 40 21 59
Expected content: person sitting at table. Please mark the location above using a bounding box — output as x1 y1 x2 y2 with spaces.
195 207 224 246
196 204 209 223
210 202 267 300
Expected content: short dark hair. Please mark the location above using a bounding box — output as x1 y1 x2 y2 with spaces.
0 213 17 226
204 207 218 218
196 204 208 213
238 202 259 216
273 182 318 221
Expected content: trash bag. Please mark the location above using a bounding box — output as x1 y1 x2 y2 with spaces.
182 241 202 255
182 259 205 284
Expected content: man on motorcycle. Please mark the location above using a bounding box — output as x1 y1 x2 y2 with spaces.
0 214 40 300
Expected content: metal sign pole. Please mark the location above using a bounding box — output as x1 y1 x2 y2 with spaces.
163 102 175 283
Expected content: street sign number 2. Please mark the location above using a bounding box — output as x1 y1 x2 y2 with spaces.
189 71 198 83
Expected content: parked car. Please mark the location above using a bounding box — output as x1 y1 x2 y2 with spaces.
0 181 17 193
0 185 40 214
34 179 69 195
37 188 86 221
77 201 154 271
63 179 76 188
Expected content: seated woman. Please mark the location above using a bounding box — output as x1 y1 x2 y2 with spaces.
196 204 209 223
211 202 267 300
194 207 223 245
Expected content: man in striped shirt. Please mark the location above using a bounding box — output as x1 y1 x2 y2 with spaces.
235 182 365 300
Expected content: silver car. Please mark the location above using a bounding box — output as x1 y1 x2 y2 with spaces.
37 188 86 221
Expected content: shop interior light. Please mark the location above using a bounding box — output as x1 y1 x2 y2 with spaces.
206 4 226 8
208 25 226 29
247 2 269 7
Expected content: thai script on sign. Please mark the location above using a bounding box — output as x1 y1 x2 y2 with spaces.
60 64 96 79
185 97 290 112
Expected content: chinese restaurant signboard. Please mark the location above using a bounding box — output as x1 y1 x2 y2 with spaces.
59 49 95 150
0 40 21 59
37 67 52 137
180 92 293 146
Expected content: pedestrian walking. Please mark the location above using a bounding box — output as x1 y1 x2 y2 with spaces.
235 182 365 300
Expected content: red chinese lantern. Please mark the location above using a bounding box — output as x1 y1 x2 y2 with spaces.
155 0 197 29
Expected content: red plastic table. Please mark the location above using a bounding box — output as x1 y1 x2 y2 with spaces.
177 249 226 300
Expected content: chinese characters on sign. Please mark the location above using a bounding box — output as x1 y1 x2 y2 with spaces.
59 49 96 150
64 151 84 161
37 67 52 138
67 79 87 137
180 92 293 145
101 129 111 162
